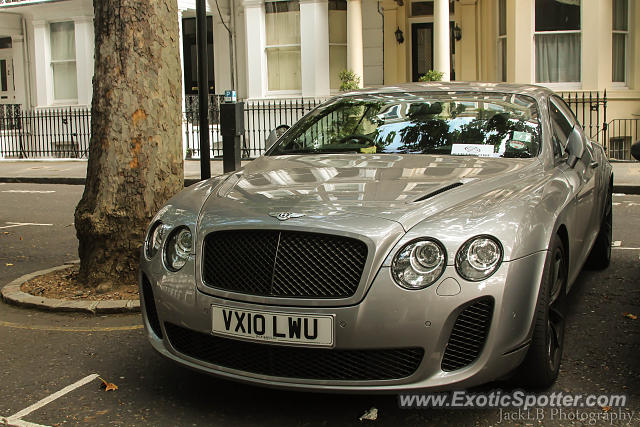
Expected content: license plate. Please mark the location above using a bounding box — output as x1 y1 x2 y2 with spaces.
211 304 334 347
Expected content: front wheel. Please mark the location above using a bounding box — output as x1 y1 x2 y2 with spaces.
517 234 567 389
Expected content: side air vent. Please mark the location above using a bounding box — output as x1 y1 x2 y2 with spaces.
441 297 494 371
141 273 162 339
412 182 463 203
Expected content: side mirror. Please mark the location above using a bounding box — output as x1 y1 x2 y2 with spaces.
265 125 290 151
566 126 585 168
631 140 640 161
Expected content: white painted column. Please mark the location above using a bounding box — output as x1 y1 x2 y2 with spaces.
73 16 94 106
300 0 329 97
433 0 450 81
346 0 363 87
243 0 267 99
11 35 26 105
31 20 49 106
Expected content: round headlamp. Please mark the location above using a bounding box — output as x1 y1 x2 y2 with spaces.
144 221 164 260
455 236 503 281
391 238 447 290
164 226 193 271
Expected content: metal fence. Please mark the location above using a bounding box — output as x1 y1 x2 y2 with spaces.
605 119 639 160
559 91 607 144
2 90 638 161
182 95 325 159
0 105 91 159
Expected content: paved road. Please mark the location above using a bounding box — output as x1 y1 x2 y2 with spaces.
0 183 639 426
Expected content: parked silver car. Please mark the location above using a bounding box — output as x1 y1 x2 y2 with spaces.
140 83 612 391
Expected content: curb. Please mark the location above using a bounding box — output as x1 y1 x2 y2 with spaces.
1 264 140 314
0 177 201 186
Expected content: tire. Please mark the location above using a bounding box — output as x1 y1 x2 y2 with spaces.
517 234 567 389
585 183 612 270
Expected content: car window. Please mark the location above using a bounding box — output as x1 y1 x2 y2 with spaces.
269 92 542 159
548 98 574 157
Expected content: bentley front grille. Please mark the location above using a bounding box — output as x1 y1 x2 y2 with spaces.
202 230 368 298
441 297 494 372
165 322 424 381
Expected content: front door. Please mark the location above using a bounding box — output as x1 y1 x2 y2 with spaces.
411 22 455 82
0 54 14 103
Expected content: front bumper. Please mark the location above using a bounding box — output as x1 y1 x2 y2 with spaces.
140 250 547 392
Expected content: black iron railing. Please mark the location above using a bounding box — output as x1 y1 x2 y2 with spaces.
183 94 224 159
4 91 636 161
182 95 325 159
559 91 607 144
0 106 91 159
605 119 639 160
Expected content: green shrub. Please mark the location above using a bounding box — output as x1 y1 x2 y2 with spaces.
418 70 445 82
339 70 361 91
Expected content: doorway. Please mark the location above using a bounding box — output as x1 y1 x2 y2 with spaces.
0 53 15 102
411 22 455 82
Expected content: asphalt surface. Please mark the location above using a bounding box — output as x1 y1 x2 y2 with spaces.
0 183 639 426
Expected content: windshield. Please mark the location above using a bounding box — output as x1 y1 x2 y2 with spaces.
268 92 542 158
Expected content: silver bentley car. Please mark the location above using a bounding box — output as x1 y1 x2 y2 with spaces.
140 83 612 391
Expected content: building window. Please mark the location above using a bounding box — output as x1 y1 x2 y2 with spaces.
612 0 628 83
534 0 581 83
265 0 301 91
182 17 215 95
497 0 506 82
50 21 77 101
329 0 347 90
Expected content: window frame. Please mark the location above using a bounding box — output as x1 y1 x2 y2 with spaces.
612 0 629 86
533 0 582 89
264 0 302 94
49 20 78 104
496 0 507 82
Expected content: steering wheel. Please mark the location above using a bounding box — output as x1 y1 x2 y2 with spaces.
335 134 374 145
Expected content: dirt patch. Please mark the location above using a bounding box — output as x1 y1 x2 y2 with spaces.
20 265 139 301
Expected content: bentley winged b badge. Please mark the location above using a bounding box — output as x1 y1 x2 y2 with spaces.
269 212 305 221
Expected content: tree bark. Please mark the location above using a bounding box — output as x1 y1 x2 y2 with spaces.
75 0 183 289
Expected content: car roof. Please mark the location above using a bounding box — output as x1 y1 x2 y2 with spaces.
336 82 554 103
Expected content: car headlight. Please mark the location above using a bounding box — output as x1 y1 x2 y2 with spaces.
455 236 503 281
164 226 193 271
391 238 447 290
144 221 164 260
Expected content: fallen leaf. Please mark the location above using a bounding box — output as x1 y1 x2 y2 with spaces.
98 377 118 392
623 313 637 320
602 406 612 412
359 407 378 421
5 263 13 266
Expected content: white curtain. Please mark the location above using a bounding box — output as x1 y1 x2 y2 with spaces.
50 22 77 100
612 34 626 82
535 33 580 83
329 9 347 89
265 2 301 91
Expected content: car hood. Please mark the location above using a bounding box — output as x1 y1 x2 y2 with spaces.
200 154 541 230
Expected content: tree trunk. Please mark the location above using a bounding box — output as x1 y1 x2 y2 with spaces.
75 0 183 289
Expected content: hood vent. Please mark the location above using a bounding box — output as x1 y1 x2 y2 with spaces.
412 182 463 203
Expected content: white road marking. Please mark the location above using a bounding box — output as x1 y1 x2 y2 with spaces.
612 241 622 247
1 190 56 194
5 419 50 427
613 247 640 250
613 202 621 206
627 202 640 206
613 193 626 197
3 374 99 427
0 222 53 230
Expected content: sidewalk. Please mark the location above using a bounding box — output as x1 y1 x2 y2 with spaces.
0 158 638 193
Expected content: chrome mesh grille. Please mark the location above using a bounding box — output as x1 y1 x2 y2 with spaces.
441 297 494 372
202 230 368 298
165 322 424 381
